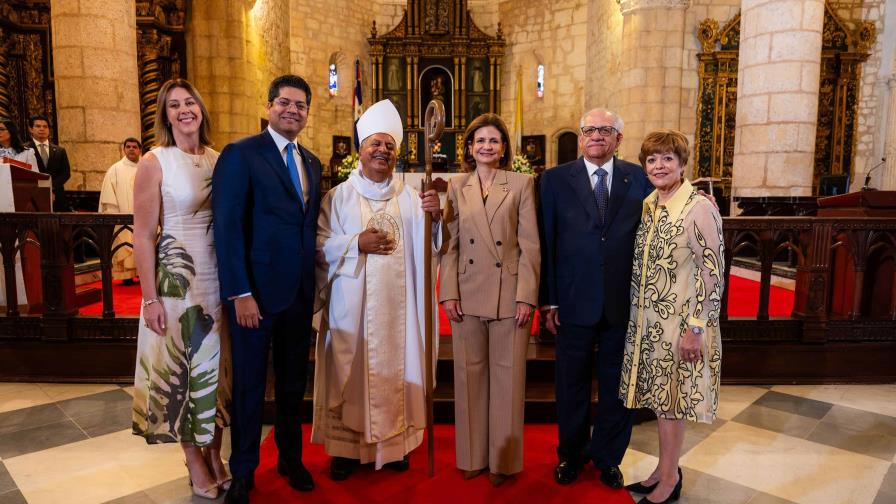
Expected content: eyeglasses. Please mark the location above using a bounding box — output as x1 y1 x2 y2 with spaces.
272 98 309 113
580 126 617 138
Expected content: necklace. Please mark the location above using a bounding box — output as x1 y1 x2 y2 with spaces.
478 171 496 197
185 151 202 169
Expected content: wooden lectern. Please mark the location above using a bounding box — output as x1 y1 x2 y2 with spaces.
817 191 896 319
0 162 51 312
817 190 896 217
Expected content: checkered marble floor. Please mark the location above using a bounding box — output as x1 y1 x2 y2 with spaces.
0 383 893 504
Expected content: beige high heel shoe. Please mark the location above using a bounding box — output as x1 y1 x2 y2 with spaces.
185 461 220 500
203 451 232 491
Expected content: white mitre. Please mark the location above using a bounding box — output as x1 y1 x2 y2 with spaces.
356 99 403 145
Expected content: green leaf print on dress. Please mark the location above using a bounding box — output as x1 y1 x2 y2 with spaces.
132 305 219 445
179 305 219 442
156 234 195 298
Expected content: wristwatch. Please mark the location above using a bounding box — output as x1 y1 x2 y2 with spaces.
691 326 704 336
141 298 159 308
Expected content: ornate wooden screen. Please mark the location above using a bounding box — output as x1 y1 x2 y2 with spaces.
696 3 875 195
814 4 874 191
368 0 504 168
694 13 740 183
136 0 188 149
0 0 58 143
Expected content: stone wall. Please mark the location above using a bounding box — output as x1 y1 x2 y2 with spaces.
188 0 290 149
51 0 141 191
616 1 689 162
41 0 895 194
290 0 376 161
586 1 624 113
498 0 588 166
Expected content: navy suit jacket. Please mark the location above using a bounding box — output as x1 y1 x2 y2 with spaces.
539 156 652 328
212 130 321 313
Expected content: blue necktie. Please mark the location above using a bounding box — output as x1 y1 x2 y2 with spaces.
593 167 608 226
286 143 305 210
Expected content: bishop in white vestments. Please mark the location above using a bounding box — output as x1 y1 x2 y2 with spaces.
312 100 443 478
98 137 142 282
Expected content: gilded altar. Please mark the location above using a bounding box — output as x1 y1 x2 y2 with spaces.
367 0 504 170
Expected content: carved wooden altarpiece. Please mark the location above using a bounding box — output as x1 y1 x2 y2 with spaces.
368 0 504 169
696 2 875 195
136 0 188 149
815 4 875 190
0 0 57 143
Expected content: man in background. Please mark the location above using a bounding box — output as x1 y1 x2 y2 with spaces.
25 114 71 212
98 137 142 284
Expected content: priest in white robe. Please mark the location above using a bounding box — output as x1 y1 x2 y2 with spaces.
312 99 443 479
98 137 141 283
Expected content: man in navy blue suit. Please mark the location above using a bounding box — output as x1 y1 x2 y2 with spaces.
539 108 652 489
213 75 321 503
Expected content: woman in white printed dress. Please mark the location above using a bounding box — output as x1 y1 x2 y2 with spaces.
131 79 231 500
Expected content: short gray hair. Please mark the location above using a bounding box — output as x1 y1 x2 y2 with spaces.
579 108 624 133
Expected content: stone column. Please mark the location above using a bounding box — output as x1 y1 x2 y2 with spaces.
189 0 290 148
732 0 824 197
883 76 896 190
616 0 689 161
51 0 141 191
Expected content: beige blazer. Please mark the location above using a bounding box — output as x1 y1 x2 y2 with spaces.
440 169 540 320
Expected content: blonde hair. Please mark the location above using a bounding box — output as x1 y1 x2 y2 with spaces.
154 79 212 148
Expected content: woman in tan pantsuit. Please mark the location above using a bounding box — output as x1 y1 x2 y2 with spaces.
440 113 540 486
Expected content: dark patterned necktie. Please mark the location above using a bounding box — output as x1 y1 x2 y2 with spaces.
593 167 608 225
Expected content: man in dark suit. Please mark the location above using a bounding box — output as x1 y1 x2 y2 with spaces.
26 114 71 212
539 108 653 489
213 74 321 504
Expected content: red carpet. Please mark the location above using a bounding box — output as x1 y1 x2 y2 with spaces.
79 275 795 321
726 275 795 318
77 279 143 316
251 424 635 503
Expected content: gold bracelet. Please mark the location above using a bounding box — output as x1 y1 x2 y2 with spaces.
141 298 159 308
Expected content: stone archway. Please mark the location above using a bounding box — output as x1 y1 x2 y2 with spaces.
552 129 579 167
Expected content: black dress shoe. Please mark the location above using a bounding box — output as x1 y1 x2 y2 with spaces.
383 456 410 471
636 470 683 504
626 467 682 494
277 460 314 492
329 457 358 481
598 465 624 489
554 460 580 485
224 476 251 504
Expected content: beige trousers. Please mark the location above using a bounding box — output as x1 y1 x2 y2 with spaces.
451 315 529 475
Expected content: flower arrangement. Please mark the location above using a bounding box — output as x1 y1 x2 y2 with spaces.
337 153 359 183
511 154 534 175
